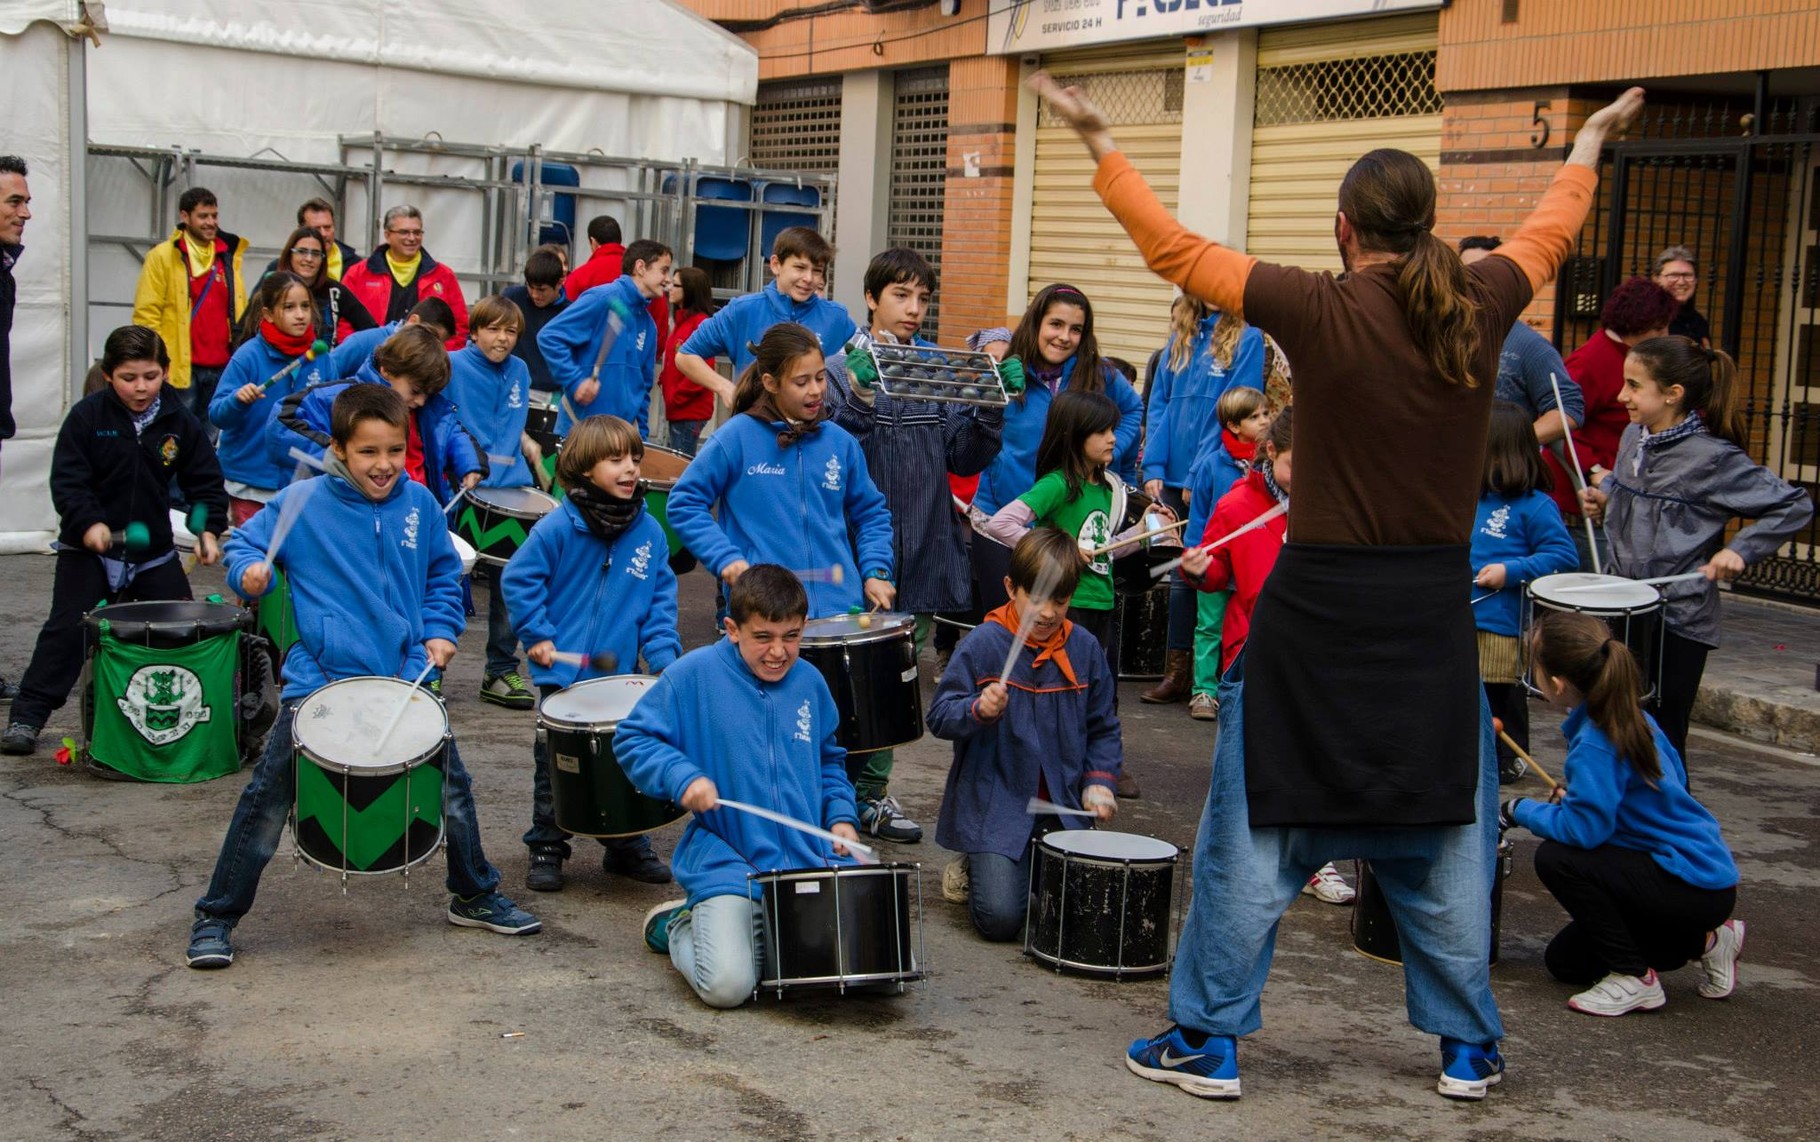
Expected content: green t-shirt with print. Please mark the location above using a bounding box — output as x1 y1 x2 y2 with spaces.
1018 470 1115 611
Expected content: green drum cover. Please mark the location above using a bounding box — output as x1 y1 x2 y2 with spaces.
256 566 299 658
294 754 446 873
456 505 531 563
89 627 241 783
645 487 683 557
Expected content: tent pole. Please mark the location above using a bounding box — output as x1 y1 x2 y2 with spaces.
66 26 89 399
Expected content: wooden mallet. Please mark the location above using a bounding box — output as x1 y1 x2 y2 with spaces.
1492 716 1561 792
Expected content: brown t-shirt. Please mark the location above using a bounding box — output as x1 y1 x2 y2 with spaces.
1241 257 1530 546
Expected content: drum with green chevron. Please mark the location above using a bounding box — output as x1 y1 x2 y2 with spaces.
291 676 449 877
256 565 300 660
454 485 558 567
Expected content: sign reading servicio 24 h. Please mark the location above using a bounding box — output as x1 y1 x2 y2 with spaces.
987 0 1442 55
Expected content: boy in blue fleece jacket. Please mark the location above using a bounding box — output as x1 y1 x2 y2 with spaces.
448 295 539 710
186 384 538 971
326 297 455 380
672 226 855 406
273 324 484 507
538 239 671 438
666 322 896 620
928 528 1121 941
1501 610 1741 1016
500 415 683 892
618 565 862 1009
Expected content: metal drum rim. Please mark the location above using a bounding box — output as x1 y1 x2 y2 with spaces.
462 485 560 518
536 674 658 730
800 612 917 646
292 676 450 776
1039 829 1179 864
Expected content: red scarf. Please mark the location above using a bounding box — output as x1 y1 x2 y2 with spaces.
1222 426 1256 467
985 601 1076 685
260 320 316 358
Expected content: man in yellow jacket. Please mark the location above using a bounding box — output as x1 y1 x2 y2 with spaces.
130 187 248 424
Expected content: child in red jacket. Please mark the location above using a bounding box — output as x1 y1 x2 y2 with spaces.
660 267 716 456
1179 407 1352 905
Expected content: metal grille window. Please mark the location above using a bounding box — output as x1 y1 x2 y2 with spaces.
888 66 949 340
750 77 843 173
1254 50 1441 126
1038 68 1184 128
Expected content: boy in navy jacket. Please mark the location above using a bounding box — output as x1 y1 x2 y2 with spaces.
502 247 568 394
500 415 682 891
672 227 855 407
185 384 538 970
927 528 1120 940
448 295 539 711
617 565 861 1009
4 326 229 756
539 239 672 438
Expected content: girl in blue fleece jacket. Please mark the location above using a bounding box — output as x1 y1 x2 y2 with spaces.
500 415 682 892
1502 610 1741 1018
1471 402 1580 779
616 566 861 1009
538 251 665 438
666 322 896 620
210 272 333 522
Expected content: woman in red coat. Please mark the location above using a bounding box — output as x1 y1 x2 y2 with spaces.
659 267 716 456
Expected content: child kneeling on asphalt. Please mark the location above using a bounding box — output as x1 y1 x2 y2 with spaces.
615 565 861 1008
927 527 1120 940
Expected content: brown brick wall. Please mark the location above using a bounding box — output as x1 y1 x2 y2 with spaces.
678 0 990 79
1437 0 1820 93
938 57 1022 341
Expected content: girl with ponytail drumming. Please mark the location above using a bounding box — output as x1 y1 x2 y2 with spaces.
666 322 897 621
1502 611 1743 1017
1580 337 1813 768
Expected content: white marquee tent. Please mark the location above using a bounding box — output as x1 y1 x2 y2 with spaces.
0 0 756 551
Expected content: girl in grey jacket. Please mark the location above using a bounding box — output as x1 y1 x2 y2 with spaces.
1583 336 1812 771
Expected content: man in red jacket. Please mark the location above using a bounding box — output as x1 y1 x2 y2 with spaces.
566 213 668 344
341 205 468 350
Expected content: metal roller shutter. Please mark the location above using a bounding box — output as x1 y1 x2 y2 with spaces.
750 77 843 174
1028 44 1184 371
1247 13 1443 272
889 66 950 340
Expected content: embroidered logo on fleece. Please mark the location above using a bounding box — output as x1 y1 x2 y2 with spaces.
794 699 812 743
1482 505 1510 541
822 456 842 492
626 540 652 581
508 382 523 410
402 507 421 551
746 462 785 477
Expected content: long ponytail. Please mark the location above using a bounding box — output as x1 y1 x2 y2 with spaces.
1531 611 1661 782
1628 335 1747 448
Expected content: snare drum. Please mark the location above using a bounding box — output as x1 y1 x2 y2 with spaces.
638 443 697 571
1111 489 1183 596
291 677 449 877
449 532 478 577
1116 580 1169 681
539 676 684 837
454 486 558 567
83 600 251 783
799 612 923 753
524 404 562 456
1352 840 1514 966
750 863 924 996
1524 573 1664 701
1027 830 1179 978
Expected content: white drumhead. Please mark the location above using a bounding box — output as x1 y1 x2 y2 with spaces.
801 612 915 643
467 485 558 518
170 508 197 552
1530 572 1659 610
539 675 656 728
449 532 477 575
294 676 448 769
1042 829 1177 862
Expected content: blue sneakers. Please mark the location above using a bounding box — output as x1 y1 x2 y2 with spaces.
1125 1026 1241 1099
447 891 541 935
643 899 687 955
185 916 235 969
1437 1037 1505 1100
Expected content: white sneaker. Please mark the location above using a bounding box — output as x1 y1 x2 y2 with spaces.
942 856 970 904
1188 692 1219 721
1568 970 1667 1016
1698 919 1745 999
1302 862 1356 905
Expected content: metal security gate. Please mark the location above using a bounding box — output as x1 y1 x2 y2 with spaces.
750 77 844 175
888 66 950 340
1555 99 1820 601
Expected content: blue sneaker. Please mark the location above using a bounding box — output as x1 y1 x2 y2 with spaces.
1125 1026 1240 1099
1437 1037 1505 1100
643 899 687 955
186 916 235 969
447 891 541 935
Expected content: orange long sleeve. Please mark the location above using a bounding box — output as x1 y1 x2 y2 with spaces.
1092 151 1255 315
1496 164 1599 293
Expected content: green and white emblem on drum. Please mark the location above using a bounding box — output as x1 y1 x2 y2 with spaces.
115 663 213 745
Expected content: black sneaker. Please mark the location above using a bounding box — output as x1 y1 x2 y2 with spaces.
604 838 673 884
1498 755 1529 785
859 796 923 843
186 917 235 969
480 672 535 710
1 721 39 756
447 891 541 935
525 849 565 893
0 675 18 702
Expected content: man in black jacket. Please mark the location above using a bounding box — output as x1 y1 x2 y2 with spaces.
1 154 31 705
2 326 228 755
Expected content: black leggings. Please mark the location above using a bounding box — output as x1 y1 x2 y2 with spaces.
1534 840 1734 983
1483 681 1528 764
1653 629 1710 781
1067 605 1120 703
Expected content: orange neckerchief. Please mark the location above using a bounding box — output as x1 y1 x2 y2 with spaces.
985 601 1076 686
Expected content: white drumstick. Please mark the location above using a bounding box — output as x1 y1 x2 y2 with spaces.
714 798 877 863
376 659 437 753
1550 371 1603 576
287 446 327 471
1025 796 1097 819
1081 516 1192 560
1149 502 1288 579
997 554 1069 685
1470 589 1498 605
260 474 320 572
444 489 468 518
1551 571 1707 594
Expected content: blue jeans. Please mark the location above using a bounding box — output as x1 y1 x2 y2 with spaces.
670 893 764 1008
482 569 519 678
1167 662 1504 1045
195 702 500 923
523 683 656 860
666 419 705 457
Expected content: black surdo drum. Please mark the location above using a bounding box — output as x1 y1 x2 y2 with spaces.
750 863 924 996
798 612 922 753
1027 830 1179 978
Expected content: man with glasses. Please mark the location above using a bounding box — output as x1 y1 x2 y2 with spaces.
1653 245 1709 348
342 204 469 349
264 198 358 283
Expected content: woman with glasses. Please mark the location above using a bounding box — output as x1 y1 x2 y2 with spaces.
1653 245 1709 349
276 225 376 346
